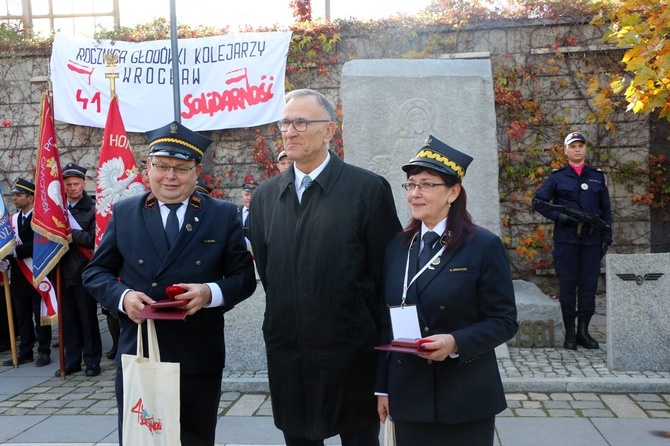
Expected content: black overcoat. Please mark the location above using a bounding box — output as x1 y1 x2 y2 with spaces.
250 152 401 439
376 227 518 425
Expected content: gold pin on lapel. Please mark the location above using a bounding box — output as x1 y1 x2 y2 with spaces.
186 224 192 232
194 217 199 222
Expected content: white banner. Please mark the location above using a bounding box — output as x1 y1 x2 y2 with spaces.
50 32 292 132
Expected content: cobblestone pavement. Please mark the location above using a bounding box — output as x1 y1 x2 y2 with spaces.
2 295 670 422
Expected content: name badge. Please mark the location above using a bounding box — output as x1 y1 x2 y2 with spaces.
390 305 421 340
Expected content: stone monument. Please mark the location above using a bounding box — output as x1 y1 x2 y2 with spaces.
341 58 501 235
607 253 670 371
341 58 562 347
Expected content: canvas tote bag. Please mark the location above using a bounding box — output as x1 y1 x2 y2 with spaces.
384 416 396 446
122 319 181 445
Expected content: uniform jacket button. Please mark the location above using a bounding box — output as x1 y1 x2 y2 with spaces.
138 259 144 265
423 327 430 333
397 359 403 365
438 306 446 311
151 282 158 288
195 260 202 266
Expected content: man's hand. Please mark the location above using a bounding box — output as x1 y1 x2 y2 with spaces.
172 283 212 316
123 291 155 324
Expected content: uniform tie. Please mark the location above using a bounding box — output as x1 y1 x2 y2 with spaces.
418 231 440 269
165 203 181 249
242 208 249 228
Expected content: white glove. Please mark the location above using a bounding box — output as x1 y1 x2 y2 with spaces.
0 259 9 272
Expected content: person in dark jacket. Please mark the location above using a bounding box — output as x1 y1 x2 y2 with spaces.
1 178 52 367
375 136 518 446
83 121 256 446
533 131 612 350
250 89 401 446
57 163 103 377
237 180 257 245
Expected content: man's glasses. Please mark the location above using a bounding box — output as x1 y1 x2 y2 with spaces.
401 182 447 191
277 118 331 132
151 163 197 176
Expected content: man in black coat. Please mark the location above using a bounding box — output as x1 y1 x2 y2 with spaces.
83 121 256 446
2 178 52 367
57 163 102 377
250 89 401 445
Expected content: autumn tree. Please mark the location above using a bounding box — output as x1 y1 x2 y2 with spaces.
591 0 670 120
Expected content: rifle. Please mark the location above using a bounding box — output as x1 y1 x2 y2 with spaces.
532 198 610 237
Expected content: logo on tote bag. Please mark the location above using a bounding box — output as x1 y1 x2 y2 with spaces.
131 398 164 434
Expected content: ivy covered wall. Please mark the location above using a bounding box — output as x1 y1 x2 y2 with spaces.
1 17 664 293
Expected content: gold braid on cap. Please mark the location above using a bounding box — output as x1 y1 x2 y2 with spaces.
416 149 465 181
15 184 35 194
149 137 204 157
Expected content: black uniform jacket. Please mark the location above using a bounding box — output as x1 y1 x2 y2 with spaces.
61 191 95 286
9 212 38 298
376 226 518 425
83 192 256 375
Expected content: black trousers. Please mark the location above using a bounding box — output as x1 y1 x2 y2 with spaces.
12 288 51 358
115 367 223 446
283 424 380 446
395 416 495 446
61 284 102 367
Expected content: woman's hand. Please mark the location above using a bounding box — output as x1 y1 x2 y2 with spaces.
417 333 458 361
377 395 390 423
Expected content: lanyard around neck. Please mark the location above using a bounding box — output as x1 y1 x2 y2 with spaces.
401 232 445 307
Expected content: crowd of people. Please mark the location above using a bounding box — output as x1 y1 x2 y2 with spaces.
0 87 613 446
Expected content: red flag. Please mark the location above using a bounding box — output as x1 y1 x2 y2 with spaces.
32 92 71 323
95 95 145 248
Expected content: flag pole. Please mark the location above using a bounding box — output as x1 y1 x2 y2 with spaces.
2 272 18 367
170 0 181 123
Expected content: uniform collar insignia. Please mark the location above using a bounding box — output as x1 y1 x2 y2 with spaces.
410 232 419 249
145 193 157 209
189 194 201 209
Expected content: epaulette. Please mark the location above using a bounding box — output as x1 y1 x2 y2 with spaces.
145 193 157 209
551 166 566 174
189 194 202 209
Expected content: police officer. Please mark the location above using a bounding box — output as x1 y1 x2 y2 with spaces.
533 131 612 350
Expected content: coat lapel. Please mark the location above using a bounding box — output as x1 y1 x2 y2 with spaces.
143 194 169 260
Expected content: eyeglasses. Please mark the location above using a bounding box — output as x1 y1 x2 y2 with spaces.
401 182 447 191
151 163 197 175
277 118 331 132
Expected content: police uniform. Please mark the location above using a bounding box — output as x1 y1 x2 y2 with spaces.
533 132 612 350
83 121 256 446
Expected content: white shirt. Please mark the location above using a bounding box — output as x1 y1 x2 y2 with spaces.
294 151 331 203
118 198 224 313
